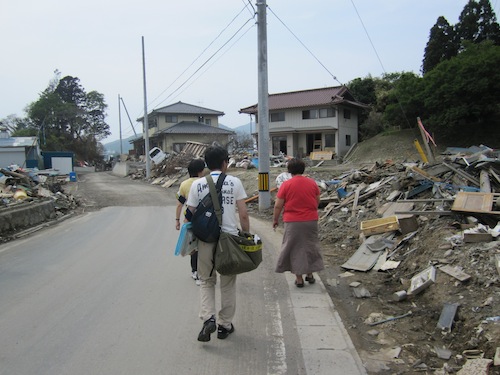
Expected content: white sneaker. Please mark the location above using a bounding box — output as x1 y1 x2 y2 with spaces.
191 271 198 280
195 278 201 286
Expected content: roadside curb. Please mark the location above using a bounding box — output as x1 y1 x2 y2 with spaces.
251 216 367 375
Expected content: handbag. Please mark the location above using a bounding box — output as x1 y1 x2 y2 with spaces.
215 231 262 275
204 174 262 275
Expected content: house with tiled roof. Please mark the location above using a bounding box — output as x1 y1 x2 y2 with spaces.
135 101 234 155
239 86 368 158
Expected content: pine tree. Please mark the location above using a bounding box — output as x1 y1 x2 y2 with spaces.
455 0 500 50
422 16 457 75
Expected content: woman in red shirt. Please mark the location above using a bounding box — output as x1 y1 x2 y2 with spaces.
273 158 324 287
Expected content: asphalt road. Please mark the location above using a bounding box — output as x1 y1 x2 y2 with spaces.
0 171 306 375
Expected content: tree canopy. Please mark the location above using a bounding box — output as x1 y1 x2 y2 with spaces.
26 73 110 163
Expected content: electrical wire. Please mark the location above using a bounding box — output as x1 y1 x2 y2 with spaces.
349 0 416 132
153 16 254 109
349 0 387 75
267 6 344 86
167 22 256 103
242 0 256 17
148 4 251 110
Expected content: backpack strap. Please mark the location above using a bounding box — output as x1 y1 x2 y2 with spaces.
206 173 226 227
206 173 226 278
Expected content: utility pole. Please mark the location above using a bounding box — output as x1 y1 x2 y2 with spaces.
142 36 151 179
257 0 270 210
118 94 123 155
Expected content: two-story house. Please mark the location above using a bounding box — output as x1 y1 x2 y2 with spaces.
134 101 234 155
239 86 368 158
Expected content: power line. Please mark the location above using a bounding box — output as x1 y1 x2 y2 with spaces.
167 22 256 103
267 6 344 86
349 0 387 74
153 16 254 109
148 4 252 110
349 0 415 132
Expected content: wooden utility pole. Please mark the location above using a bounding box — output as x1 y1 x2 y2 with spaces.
257 0 270 210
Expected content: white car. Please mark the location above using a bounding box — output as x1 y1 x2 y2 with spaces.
149 147 167 164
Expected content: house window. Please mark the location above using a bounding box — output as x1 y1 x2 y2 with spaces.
302 109 318 120
205 119 211 126
320 108 335 118
270 112 285 122
165 115 178 123
198 116 205 123
325 133 334 147
346 134 351 146
344 109 351 119
148 118 157 129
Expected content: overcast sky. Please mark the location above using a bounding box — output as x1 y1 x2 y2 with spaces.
1 0 492 142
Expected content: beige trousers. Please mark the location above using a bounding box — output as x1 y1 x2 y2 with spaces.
197 239 237 329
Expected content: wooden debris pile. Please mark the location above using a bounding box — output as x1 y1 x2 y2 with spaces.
0 167 79 214
316 145 500 373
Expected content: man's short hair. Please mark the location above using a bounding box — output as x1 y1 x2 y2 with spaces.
287 158 305 175
204 146 228 170
187 158 205 177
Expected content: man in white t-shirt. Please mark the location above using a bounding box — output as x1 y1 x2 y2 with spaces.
186 145 249 342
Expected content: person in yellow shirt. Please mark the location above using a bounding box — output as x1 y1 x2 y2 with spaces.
175 158 206 285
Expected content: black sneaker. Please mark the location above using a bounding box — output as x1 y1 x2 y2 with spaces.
217 324 235 339
197 316 216 342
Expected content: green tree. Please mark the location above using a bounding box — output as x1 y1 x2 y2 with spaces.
384 72 424 130
0 114 37 137
455 0 500 50
421 41 500 145
27 74 110 163
347 76 376 129
422 16 457 75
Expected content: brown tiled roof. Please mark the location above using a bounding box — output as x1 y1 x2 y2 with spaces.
239 86 367 114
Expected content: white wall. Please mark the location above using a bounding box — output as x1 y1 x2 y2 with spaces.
0 148 25 168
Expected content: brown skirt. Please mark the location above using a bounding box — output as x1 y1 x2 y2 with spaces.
275 221 324 275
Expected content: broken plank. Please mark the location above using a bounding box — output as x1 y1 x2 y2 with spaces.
244 187 278 203
395 210 452 216
443 162 480 186
439 265 471 282
410 166 442 182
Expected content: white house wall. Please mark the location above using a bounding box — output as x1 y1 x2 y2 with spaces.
336 108 359 156
0 148 25 168
265 106 362 157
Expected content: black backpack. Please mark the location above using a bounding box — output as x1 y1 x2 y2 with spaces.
191 173 226 243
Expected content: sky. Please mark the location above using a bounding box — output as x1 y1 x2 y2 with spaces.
1 0 494 142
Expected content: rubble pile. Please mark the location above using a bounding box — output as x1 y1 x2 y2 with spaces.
0 167 79 238
307 146 500 373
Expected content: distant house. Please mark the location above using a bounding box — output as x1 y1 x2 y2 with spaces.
0 127 41 168
134 101 234 155
239 86 368 158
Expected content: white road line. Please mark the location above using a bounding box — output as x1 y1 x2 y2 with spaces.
263 279 287 375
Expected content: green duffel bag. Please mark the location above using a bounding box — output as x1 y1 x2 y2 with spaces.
215 231 262 276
